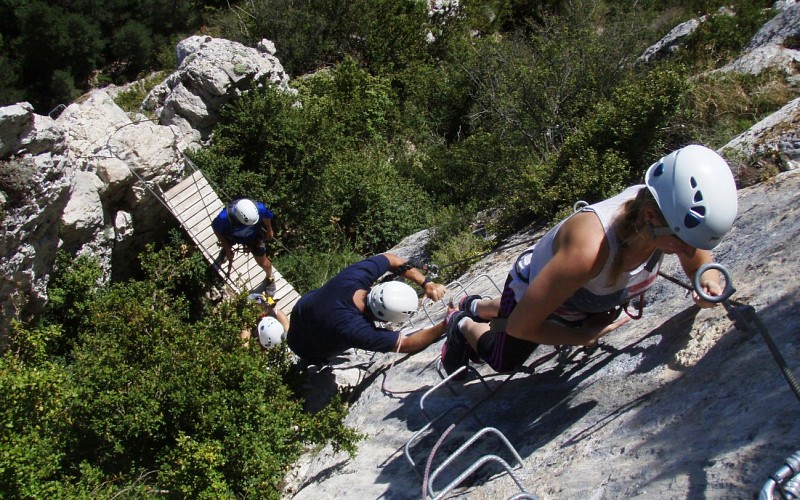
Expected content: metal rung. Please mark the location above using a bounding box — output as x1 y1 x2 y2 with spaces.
416 273 504 328
404 404 484 473
423 364 491 418
404 282 534 499
428 427 528 500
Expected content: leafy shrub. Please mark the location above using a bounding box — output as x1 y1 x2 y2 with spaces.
44 251 103 354
113 70 170 113
430 229 493 284
1 244 360 497
110 21 155 78
0 348 75 498
312 147 430 253
495 67 687 233
275 248 362 294
139 230 218 319
426 204 494 284
196 58 419 255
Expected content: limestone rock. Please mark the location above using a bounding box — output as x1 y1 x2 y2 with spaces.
143 36 292 139
715 4 800 76
722 96 800 169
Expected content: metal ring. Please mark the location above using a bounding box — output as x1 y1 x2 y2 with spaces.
693 263 736 303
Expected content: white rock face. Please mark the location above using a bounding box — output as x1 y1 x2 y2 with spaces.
143 35 292 139
722 96 800 170
638 17 703 63
0 146 71 325
715 4 800 76
1 35 292 334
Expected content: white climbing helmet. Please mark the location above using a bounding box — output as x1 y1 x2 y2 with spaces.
367 281 418 323
232 199 259 226
257 316 285 349
645 144 738 250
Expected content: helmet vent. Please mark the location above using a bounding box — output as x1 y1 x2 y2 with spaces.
690 176 697 188
694 191 703 203
653 162 664 177
684 211 702 228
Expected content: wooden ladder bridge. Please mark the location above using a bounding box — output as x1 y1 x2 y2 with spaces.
161 170 301 317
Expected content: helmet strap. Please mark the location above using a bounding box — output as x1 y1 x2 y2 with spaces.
647 223 675 239
227 199 240 225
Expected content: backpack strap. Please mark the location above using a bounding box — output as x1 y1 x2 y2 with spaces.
226 199 239 224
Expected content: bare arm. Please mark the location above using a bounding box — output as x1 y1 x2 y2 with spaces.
505 213 629 347
678 248 722 308
214 229 235 261
394 320 447 354
271 307 290 332
381 253 446 301
262 218 274 240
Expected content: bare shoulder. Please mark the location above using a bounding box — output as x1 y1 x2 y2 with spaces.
553 212 609 277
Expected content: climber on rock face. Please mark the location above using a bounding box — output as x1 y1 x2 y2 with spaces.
212 198 276 285
286 253 448 365
441 144 739 376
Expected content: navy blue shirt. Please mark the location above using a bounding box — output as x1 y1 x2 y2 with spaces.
211 200 274 244
287 255 399 362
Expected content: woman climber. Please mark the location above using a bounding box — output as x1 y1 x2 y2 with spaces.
441 144 739 375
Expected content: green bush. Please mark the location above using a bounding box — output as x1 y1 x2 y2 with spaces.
44 252 103 355
113 71 170 113
0 350 73 498
196 58 420 255
427 204 494 284
139 230 218 319
111 21 155 76
312 147 430 253
275 248 362 294
495 67 687 232
1 245 360 497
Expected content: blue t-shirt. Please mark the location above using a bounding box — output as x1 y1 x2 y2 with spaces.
287 255 400 362
211 200 274 244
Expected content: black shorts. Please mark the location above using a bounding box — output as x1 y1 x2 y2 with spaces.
474 275 541 372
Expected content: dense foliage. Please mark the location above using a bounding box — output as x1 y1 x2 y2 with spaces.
0 0 229 111
1 247 359 498
2 0 795 496
194 0 788 283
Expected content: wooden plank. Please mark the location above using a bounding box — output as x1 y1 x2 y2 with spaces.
169 184 218 209
162 170 302 314
164 171 207 200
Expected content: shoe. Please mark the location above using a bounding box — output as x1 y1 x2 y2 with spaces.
457 294 485 322
441 310 470 377
264 275 276 293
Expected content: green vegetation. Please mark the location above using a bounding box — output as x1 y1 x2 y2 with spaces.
3 0 797 496
2 247 359 498
0 0 220 112
113 71 171 114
